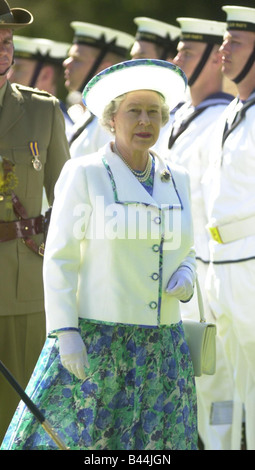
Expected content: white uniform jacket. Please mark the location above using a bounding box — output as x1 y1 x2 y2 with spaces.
203 92 255 262
69 110 111 158
163 92 234 263
43 142 196 334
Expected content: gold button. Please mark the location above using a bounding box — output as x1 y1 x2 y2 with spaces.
0 195 4 202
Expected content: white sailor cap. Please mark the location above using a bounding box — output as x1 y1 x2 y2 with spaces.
222 5 255 31
13 36 70 63
177 17 226 43
133 17 180 44
70 21 134 56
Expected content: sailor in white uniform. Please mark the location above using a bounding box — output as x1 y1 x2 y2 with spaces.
68 22 134 158
203 5 255 450
129 16 187 155
130 16 180 61
160 17 235 450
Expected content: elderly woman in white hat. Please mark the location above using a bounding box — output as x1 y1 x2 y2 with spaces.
1 59 198 451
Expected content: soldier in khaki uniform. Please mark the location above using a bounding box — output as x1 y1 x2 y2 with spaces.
0 0 70 442
8 36 73 141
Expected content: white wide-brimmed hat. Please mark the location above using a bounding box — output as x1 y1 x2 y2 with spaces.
83 59 187 117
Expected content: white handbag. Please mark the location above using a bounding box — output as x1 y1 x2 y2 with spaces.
183 278 217 377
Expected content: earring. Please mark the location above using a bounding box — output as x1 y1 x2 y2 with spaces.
110 126 115 133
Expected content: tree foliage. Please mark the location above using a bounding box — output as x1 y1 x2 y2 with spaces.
9 0 255 42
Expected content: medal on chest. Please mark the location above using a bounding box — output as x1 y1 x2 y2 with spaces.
29 141 42 171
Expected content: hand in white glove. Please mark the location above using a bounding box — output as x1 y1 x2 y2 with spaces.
58 330 89 380
166 266 195 302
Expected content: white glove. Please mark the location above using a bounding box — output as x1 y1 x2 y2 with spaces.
58 330 89 380
166 266 194 302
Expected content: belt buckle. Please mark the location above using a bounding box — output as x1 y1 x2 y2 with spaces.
209 226 223 244
38 242 45 257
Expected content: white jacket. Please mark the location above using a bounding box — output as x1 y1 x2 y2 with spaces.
70 110 111 158
43 143 196 334
203 93 255 262
161 93 234 262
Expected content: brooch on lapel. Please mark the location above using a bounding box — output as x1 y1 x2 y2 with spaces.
160 170 171 182
29 142 42 171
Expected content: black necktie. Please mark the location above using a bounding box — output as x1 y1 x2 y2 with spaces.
69 114 95 146
168 108 205 149
222 98 255 145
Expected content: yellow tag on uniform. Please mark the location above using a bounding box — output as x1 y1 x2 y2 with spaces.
209 226 223 244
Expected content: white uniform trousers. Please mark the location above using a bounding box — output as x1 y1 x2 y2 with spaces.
180 260 233 449
206 260 255 450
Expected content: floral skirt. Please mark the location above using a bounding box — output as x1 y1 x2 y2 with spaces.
1 320 197 450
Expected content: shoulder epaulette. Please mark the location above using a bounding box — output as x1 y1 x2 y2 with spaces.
13 83 53 98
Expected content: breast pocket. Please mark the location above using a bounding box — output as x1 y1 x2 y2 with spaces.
12 146 47 198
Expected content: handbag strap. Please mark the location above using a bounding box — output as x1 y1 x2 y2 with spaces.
195 278 206 323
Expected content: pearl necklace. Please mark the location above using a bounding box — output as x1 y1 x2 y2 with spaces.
112 143 152 183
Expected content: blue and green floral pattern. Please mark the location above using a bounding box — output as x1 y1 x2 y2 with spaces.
1 319 197 450
1 157 197 451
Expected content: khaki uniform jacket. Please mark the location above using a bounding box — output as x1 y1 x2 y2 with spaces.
0 82 70 316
